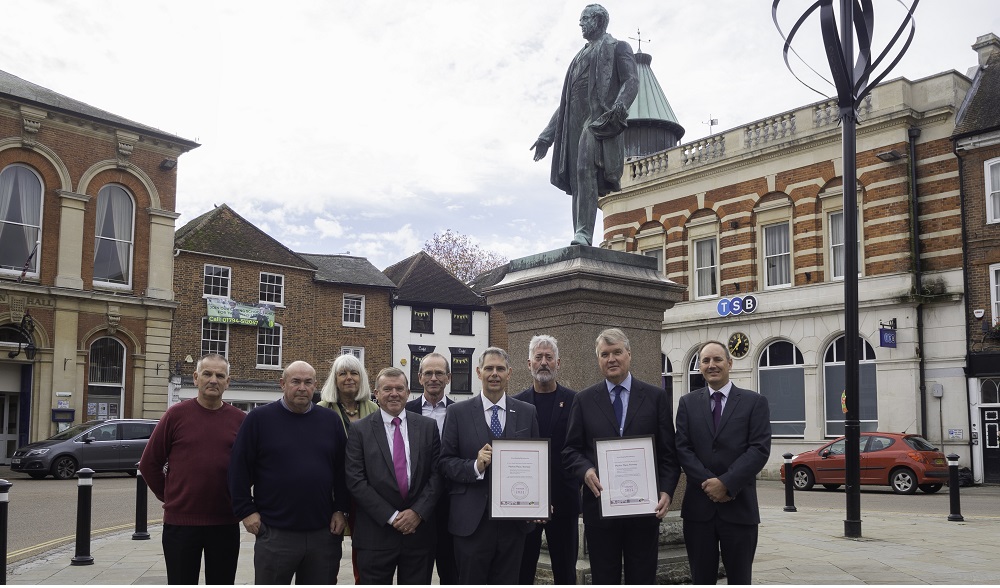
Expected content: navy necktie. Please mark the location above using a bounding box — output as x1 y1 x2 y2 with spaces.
611 385 625 436
490 404 503 437
712 391 723 431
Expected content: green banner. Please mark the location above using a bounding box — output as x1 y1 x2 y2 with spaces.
206 296 275 327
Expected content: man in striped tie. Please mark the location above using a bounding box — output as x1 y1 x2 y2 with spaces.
439 348 540 584
345 367 443 584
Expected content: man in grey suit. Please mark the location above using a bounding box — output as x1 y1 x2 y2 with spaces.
676 341 771 585
563 328 679 584
345 367 443 584
439 347 540 585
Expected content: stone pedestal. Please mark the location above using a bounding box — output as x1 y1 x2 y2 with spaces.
486 246 694 584
484 245 685 392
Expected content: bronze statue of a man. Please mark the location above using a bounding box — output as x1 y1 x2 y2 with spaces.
531 4 638 246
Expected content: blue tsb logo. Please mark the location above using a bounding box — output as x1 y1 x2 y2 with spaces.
716 295 758 317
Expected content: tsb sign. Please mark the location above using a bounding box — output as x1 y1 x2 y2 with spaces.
716 295 758 317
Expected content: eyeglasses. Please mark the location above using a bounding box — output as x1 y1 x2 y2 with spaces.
421 370 447 378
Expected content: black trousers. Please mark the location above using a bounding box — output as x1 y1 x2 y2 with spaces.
434 495 458 584
253 524 343 585
454 510 527 585
584 516 660 584
356 545 434 585
683 516 758 585
518 514 579 584
161 523 240 585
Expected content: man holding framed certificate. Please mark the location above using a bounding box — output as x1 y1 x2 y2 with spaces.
563 328 680 584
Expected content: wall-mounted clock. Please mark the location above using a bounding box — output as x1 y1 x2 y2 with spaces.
728 332 750 359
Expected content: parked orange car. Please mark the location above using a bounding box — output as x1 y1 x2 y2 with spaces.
779 432 949 494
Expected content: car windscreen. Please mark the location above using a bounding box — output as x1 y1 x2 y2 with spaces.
903 435 937 451
47 423 94 441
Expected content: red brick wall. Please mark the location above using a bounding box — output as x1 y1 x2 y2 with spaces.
958 142 1000 350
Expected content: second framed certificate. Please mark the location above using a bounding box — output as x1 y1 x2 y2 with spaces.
595 435 659 518
489 438 550 520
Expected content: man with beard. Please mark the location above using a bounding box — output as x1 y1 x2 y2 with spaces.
439 347 539 584
405 352 457 583
531 3 638 246
513 335 580 585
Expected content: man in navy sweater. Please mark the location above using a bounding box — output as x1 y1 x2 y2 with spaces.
229 361 349 585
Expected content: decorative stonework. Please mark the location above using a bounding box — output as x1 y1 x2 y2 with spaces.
107 304 121 335
20 106 46 148
115 130 139 169
9 295 27 323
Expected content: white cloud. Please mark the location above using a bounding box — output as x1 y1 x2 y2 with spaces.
315 217 345 239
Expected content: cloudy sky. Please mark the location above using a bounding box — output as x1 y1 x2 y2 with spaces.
3 0 998 270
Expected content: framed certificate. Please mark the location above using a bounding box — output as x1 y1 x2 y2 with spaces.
595 435 659 518
489 438 550 520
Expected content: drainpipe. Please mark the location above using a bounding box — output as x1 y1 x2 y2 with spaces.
953 139 976 478
908 127 928 439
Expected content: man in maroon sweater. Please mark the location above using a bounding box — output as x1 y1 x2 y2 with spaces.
139 353 246 584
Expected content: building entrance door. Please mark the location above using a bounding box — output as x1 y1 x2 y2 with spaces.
0 393 19 465
982 408 1000 484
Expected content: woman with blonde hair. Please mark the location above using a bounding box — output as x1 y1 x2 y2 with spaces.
318 354 378 435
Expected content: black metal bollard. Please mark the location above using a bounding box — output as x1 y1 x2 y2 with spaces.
947 454 964 522
71 468 95 566
782 453 797 512
133 462 150 540
0 479 12 584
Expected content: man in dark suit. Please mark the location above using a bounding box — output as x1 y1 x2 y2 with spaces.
513 335 580 585
404 352 456 584
439 347 540 585
563 328 680 584
345 367 443 584
676 340 771 585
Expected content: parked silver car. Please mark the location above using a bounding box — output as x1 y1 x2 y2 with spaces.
11 419 158 480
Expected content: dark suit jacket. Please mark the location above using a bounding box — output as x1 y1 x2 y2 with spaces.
675 385 771 525
439 394 539 537
345 410 442 550
562 376 680 526
513 384 581 518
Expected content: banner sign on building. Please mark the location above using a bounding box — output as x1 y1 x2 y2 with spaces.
879 327 896 348
206 296 275 327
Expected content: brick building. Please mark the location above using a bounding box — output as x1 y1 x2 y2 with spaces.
170 205 394 409
952 34 1000 483
601 48 976 476
0 68 198 454
383 252 490 399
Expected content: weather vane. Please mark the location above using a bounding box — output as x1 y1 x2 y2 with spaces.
702 115 719 135
629 29 649 53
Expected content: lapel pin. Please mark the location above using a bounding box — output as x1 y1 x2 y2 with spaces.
559 401 565 408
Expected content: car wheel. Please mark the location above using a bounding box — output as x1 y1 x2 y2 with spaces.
28 472 47 480
822 483 841 490
52 456 78 480
792 466 815 490
919 483 943 494
890 467 918 494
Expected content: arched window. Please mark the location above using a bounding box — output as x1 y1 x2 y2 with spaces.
688 354 705 393
88 337 125 420
94 184 134 287
823 336 878 436
757 341 805 436
0 164 43 277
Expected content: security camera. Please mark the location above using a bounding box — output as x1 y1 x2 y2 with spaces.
974 309 985 320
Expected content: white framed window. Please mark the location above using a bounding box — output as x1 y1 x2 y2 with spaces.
343 294 365 327
758 340 805 436
257 324 282 369
88 337 125 420
694 237 718 298
204 265 231 298
829 208 861 280
341 346 364 363
259 272 284 306
763 223 791 288
0 164 43 278
986 157 1000 224
201 318 229 357
991 263 1000 326
642 247 664 274
823 336 878 436
93 184 134 288
688 354 705 393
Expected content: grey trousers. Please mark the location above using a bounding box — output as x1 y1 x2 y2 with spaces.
253 524 343 585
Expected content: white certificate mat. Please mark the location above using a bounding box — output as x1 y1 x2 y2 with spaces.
595 435 658 518
489 438 550 520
